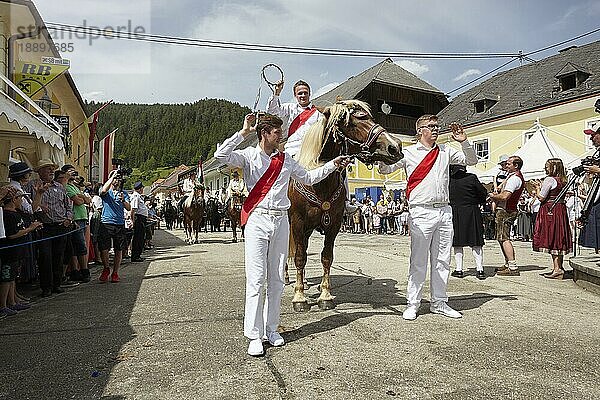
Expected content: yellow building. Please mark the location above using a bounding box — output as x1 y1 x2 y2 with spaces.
438 41 600 181
0 0 89 179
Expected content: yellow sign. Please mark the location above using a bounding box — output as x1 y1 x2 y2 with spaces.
14 61 70 98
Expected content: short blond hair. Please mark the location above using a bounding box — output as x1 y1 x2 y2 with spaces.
415 114 438 139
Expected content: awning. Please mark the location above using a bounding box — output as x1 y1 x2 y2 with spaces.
0 90 64 150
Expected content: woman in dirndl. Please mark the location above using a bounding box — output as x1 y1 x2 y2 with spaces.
531 158 572 279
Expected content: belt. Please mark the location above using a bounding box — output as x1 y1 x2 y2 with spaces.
410 202 448 208
254 208 287 216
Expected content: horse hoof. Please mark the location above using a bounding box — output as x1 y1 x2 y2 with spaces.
293 302 311 312
232 238 237 243
318 300 335 311
284 276 290 285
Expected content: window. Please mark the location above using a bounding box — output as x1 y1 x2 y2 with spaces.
473 99 497 114
473 139 489 162
522 129 536 145
474 101 485 114
559 74 576 91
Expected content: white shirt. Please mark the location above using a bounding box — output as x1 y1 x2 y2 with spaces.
566 196 582 221
227 178 247 198
267 95 321 157
130 191 149 217
378 141 478 205
214 131 337 210
182 178 195 194
498 173 523 209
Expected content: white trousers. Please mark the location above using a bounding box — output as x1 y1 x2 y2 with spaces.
407 205 453 307
243 211 289 339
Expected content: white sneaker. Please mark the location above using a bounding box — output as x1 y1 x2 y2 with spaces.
264 331 285 347
402 305 418 321
429 302 462 319
247 338 264 356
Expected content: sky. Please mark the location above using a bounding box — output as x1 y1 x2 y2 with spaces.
31 0 600 108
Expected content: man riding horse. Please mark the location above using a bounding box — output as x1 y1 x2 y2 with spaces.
178 172 202 212
225 171 247 210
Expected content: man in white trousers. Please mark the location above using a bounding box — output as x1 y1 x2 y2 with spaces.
378 115 478 321
267 80 358 214
215 113 351 356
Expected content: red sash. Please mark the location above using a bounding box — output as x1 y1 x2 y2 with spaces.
288 106 317 137
240 152 286 226
405 146 440 201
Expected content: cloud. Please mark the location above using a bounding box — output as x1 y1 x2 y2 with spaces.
83 91 106 101
319 71 329 79
394 60 429 77
312 82 340 98
453 69 482 82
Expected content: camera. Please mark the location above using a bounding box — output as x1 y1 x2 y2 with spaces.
572 156 600 176
112 158 132 179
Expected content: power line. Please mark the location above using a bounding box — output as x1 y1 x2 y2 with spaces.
45 22 521 59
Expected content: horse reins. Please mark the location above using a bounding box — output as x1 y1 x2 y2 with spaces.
330 107 386 165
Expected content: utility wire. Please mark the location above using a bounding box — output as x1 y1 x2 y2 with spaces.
45 22 520 59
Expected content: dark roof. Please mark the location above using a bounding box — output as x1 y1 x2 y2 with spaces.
438 40 600 127
313 58 444 106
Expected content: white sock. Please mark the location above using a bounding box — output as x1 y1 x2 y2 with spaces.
472 246 483 271
508 260 518 270
454 247 464 271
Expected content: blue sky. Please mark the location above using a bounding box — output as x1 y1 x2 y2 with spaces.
35 0 600 107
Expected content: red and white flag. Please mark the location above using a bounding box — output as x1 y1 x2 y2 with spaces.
99 129 117 183
86 100 113 174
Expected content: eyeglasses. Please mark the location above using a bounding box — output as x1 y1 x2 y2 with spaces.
417 124 440 131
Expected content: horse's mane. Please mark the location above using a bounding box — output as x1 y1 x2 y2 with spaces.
297 100 372 169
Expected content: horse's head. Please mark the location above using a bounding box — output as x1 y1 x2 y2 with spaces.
326 100 403 165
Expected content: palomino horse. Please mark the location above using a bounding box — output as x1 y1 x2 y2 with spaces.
182 188 205 244
226 193 245 243
289 100 403 311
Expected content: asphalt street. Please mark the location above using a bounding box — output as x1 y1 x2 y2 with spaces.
1 227 599 400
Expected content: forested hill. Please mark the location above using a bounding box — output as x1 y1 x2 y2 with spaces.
85 99 251 170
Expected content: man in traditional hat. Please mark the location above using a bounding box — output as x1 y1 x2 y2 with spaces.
25 159 73 297
130 181 148 262
225 170 247 208
268 80 358 215
215 113 351 356
8 162 33 215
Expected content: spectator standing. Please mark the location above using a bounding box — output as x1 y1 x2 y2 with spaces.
448 164 488 280
62 165 91 282
0 189 41 317
362 196 374 234
376 194 388 234
130 182 148 262
26 160 73 297
530 159 572 279
386 195 396 234
489 156 525 276
98 170 131 283
565 190 582 245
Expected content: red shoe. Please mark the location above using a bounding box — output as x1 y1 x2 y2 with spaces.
110 272 120 283
99 268 110 283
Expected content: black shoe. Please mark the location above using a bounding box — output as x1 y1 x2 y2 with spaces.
131 257 145 262
80 269 91 283
450 270 464 278
69 270 83 282
476 270 486 280
52 287 64 294
41 289 52 297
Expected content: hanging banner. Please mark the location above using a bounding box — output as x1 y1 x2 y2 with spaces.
13 59 70 99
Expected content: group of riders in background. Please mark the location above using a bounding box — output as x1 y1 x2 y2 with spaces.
158 170 247 242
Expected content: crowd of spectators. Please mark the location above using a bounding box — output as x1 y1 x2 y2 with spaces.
0 160 159 319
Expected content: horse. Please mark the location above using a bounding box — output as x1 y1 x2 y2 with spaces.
162 200 178 230
182 188 205 244
289 100 403 311
226 193 246 243
205 197 223 232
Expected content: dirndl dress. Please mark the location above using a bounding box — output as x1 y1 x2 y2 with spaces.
532 178 572 255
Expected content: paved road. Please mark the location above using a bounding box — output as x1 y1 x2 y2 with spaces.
1 228 599 399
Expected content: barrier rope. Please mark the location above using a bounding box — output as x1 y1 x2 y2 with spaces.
0 224 86 250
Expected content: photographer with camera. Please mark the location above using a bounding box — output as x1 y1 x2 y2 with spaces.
578 123 600 252
98 169 131 283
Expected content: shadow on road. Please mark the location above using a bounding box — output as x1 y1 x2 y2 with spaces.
0 229 189 399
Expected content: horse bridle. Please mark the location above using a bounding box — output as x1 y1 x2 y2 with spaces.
330 107 385 165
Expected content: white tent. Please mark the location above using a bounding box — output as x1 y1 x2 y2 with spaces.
513 123 579 180
470 121 585 183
